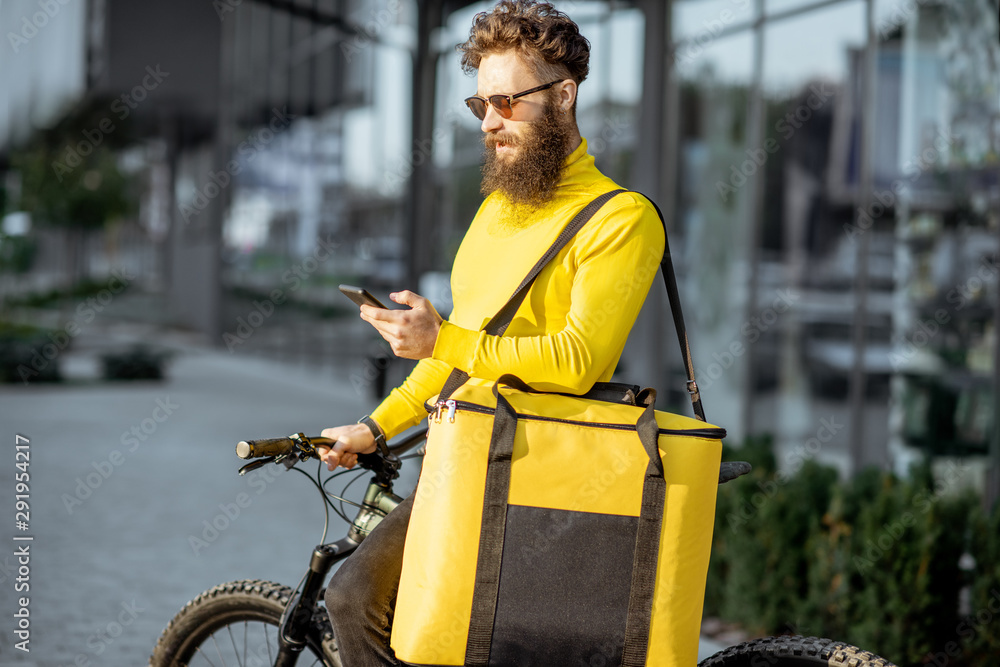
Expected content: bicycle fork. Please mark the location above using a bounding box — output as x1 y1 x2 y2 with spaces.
274 538 357 666
273 479 403 666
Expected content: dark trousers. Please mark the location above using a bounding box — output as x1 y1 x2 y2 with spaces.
325 491 414 667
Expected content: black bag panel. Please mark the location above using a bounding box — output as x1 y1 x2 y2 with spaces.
488 504 638 667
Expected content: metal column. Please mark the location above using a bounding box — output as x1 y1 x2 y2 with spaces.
628 0 670 395
740 0 766 439
847 0 879 473
405 0 445 288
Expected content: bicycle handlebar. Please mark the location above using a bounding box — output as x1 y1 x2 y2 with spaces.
236 437 311 459
236 428 427 466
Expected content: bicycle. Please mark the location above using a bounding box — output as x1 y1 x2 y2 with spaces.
148 429 899 667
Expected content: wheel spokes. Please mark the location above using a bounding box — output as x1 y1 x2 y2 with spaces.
211 634 229 667
183 617 331 666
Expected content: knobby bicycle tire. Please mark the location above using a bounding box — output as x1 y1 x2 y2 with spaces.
698 635 898 667
148 579 340 667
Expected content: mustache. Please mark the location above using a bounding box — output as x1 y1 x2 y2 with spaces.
484 133 520 149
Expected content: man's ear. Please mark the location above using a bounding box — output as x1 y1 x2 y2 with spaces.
558 79 577 112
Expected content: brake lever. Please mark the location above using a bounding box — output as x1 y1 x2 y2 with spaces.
238 457 276 475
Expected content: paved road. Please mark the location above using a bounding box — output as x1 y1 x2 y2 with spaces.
0 325 729 665
0 333 426 666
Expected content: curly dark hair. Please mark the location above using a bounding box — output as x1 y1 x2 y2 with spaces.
457 0 590 87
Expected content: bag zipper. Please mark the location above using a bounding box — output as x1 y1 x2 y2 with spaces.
428 398 726 439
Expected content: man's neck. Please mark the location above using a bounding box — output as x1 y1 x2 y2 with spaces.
565 131 582 157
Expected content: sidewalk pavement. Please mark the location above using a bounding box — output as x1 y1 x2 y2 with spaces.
0 302 733 664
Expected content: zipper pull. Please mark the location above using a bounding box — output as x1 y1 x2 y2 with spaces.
432 400 446 423
446 399 457 423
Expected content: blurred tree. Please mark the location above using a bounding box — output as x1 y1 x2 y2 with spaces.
9 97 136 286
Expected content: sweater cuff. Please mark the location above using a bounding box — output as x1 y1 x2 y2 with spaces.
432 320 480 373
370 399 420 441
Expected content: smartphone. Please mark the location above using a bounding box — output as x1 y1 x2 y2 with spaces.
339 285 388 309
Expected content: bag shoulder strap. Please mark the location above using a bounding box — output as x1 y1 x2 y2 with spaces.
437 189 626 401
438 189 707 422
634 192 707 422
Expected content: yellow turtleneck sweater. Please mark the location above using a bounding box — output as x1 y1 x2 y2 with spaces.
370 137 666 438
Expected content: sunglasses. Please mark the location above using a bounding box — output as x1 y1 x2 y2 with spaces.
464 80 565 121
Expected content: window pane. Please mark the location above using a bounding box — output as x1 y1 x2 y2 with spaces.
757 1 873 473
766 0 824 16
763 1 866 92
672 31 755 432
672 0 754 42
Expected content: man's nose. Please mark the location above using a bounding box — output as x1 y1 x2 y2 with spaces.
480 103 504 133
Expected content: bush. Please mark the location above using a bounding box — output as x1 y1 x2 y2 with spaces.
705 434 778 619
0 322 62 383
0 234 38 274
963 499 1000 663
828 464 976 661
101 344 171 380
708 436 982 665
3 277 130 309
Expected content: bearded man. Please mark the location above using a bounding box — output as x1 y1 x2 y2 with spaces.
316 1 664 664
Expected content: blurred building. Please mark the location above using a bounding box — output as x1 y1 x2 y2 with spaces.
1 0 998 496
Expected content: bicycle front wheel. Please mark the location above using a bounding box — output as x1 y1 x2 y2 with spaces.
149 579 340 667
699 635 897 667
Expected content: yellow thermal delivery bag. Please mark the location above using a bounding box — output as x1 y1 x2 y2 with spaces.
391 190 726 666
391 377 725 666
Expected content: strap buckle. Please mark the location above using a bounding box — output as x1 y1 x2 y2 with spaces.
686 380 699 396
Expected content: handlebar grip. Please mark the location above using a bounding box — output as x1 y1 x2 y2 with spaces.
236 438 295 459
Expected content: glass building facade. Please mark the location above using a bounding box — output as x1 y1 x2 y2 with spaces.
2 0 998 492
196 0 1000 491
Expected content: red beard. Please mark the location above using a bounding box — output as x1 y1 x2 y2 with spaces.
480 97 573 208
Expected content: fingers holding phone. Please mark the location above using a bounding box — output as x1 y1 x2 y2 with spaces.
343 288 442 360
338 285 388 310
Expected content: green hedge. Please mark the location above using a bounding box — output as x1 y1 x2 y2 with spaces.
2 277 130 309
706 437 994 666
101 344 172 380
0 322 62 383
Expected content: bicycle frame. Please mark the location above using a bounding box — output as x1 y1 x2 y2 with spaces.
157 423 902 667
268 442 412 665
230 427 749 666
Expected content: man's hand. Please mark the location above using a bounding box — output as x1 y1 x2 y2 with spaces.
360 290 443 360
315 423 376 471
